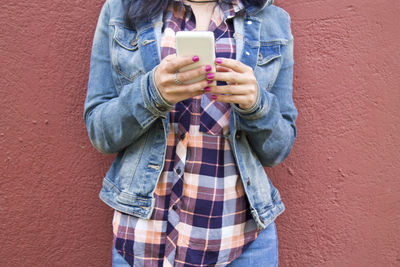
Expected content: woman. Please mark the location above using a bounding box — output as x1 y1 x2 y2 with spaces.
84 0 297 266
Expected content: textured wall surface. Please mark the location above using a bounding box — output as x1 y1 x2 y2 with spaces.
1 0 399 266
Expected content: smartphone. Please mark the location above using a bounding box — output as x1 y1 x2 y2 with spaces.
175 31 216 85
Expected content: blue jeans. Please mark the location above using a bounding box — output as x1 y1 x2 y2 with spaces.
112 221 278 267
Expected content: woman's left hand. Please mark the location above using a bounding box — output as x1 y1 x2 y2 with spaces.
207 58 258 110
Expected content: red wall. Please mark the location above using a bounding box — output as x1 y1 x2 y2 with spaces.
1 0 399 266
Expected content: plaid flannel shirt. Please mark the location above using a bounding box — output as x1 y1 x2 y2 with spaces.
113 1 261 266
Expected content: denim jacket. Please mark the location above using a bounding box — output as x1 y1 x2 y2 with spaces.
84 0 297 230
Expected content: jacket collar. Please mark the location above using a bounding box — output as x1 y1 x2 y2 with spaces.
138 0 274 30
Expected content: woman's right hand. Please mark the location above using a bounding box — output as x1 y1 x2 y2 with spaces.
154 54 212 104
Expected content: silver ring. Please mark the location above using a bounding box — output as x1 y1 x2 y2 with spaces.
174 72 182 85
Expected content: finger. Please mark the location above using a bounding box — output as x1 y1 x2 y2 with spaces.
211 71 247 84
212 94 249 105
164 55 200 73
176 65 211 83
163 54 176 61
215 58 252 73
208 84 249 95
173 83 207 102
215 66 232 72
166 80 209 94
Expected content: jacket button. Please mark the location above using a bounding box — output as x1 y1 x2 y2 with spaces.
130 38 138 47
247 177 251 186
154 101 167 112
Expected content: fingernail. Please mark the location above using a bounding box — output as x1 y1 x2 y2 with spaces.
216 58 223 64
207 73 214 80
205 65 212 72
207 80 213 84
192 55 199 62
211 94 217 100
204 86 210 92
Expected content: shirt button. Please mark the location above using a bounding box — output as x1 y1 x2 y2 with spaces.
172 205 178 211
247 177 251 186
235 131 241 140
180 133 186 140
176 168 181 175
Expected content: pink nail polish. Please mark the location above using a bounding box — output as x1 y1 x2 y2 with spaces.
207 73 214 80
205 65 212 72
204 86 210 92
211 95 217 100
192 55 199 62
216 58 223 64
207 80 213 84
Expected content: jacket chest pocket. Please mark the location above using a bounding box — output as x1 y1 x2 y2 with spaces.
254 42 282 91
111 24 144 84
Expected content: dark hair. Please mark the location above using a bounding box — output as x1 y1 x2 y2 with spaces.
125 0 268 28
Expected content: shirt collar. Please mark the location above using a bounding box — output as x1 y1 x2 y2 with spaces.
219 0 245 21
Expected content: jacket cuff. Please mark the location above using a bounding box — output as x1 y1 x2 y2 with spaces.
146 67 174 115
232 82 267 120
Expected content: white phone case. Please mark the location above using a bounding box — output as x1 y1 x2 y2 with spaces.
176 31 216 84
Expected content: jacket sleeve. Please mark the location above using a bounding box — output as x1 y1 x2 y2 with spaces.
83 2 173 154
232 31 297 167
